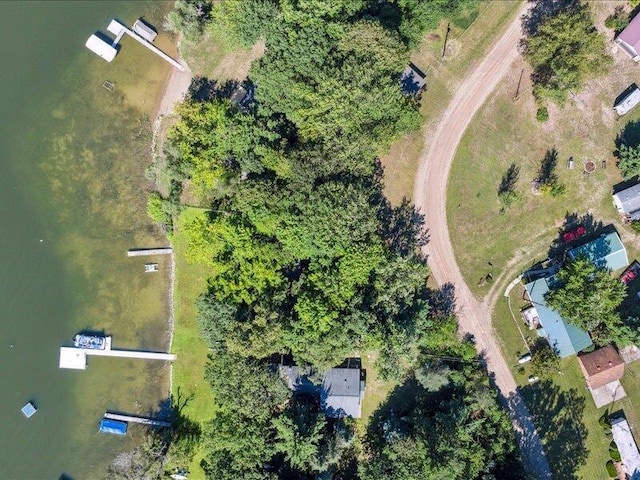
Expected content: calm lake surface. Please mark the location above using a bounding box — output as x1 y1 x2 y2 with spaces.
0 2 174 478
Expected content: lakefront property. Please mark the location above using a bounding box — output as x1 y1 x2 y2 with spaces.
18 0 640 478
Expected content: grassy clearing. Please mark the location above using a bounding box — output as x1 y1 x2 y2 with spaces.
180 27 264 81
358 351 398 422
447 2 640 299
171 208 217 479
382 0 523 204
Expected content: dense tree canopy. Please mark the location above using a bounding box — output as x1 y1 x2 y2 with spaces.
360 317 523 480
522 2 610 105
156 0 523 478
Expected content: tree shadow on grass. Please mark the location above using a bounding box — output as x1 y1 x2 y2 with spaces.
547 212 607 259
516 380 588 480
615 119 640 152
427 282 456 318
379 196 429 257
538 148 558 185
498 162 520 196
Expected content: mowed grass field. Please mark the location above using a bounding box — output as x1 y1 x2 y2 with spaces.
171 208 217 480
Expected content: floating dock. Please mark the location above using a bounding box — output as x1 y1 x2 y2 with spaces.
59 336 176 370
85 19 183 70
104 411 171 428
21 402 37 418
127 247 173 257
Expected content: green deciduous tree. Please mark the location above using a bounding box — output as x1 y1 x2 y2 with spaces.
522 2 611 105
545 256 626 335
165 0 213 42
530 337 560 378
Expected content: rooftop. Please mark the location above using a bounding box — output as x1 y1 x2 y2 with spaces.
524 276 593 358
577 345 624 390
612 416 640 480
400 63 426 95
618 13 640 58
568 231 629 271
614 183 640 220
322 368 364 419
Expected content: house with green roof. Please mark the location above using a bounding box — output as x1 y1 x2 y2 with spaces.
524 274 593 358
568 231 629 271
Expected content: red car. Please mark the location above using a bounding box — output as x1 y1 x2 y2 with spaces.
562 226 586 243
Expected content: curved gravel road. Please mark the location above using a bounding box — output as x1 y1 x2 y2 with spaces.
413 4 552 478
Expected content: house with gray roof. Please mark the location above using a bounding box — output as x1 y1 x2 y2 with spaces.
611 415 640 480
614 183 640 221
322 367 365 419
278 359 365 419
400 63 426 96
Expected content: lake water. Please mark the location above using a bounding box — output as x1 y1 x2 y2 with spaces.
0 2 175 478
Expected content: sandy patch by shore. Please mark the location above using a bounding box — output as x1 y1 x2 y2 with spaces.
153 56 192 122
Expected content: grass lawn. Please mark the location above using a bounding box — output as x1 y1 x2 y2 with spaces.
381 0 524 204
171 208 217 479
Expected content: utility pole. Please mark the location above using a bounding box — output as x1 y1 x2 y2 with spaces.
514 68 524 100
441 23 450 59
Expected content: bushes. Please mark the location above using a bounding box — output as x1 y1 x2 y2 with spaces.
605 7 629 34
606 459 617 477
536 106 549 123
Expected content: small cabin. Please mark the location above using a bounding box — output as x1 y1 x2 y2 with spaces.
616 13 640 61
400 63 427 96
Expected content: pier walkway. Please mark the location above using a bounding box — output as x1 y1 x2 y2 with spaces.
59 336 176 370
104 412 171 428
127 247 173 257
107 20 183 70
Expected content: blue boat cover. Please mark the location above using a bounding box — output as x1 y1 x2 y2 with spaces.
99 418 128 435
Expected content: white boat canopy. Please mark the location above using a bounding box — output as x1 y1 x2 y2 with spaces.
85 34 117 62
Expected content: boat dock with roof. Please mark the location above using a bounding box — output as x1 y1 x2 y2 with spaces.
85 19 183 70
59 336 176 370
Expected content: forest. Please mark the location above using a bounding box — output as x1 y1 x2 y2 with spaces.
139 1 528 479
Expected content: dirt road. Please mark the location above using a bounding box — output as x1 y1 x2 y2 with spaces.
413 4 552 478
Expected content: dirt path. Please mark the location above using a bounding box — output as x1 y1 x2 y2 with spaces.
413 4 552 478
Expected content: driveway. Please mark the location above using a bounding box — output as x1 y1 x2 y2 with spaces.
412 3 553 478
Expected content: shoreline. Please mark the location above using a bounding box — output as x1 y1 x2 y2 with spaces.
150 41 192 397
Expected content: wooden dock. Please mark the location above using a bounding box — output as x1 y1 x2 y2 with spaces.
127 247 173 257
107 20 183 71
59 336 176 370
104 412 171 428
